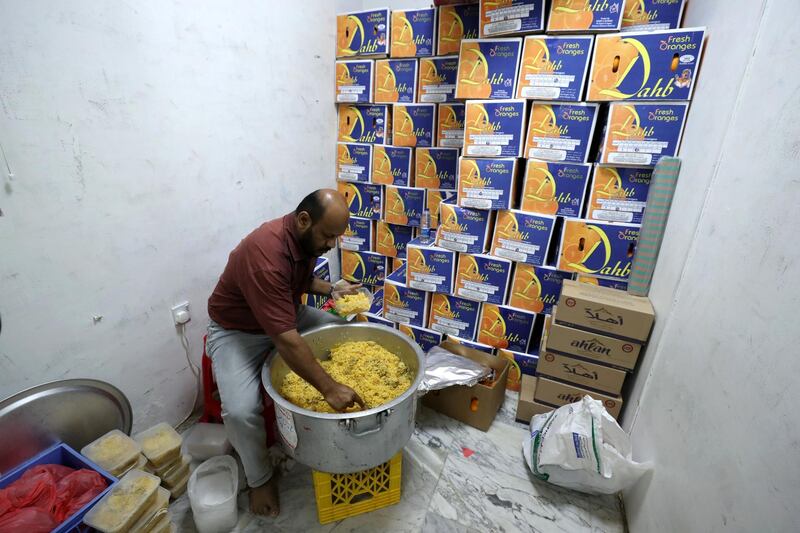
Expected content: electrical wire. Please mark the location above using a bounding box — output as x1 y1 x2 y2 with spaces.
175 322 202 429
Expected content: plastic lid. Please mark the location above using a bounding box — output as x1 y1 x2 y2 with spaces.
134 423 183 467
168 468 190 499
129 487 169 533
83 469 161 533
81 429 141 475
151 453 190 478
161 460 191 489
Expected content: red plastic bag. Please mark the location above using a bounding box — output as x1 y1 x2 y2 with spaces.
0 464 107 529
0 507 58 533
54 469 107 522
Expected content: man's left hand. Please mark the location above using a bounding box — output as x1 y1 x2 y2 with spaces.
331 279 362 298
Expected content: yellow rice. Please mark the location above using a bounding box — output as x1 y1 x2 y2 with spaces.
334 292 371 316
279 340 412 413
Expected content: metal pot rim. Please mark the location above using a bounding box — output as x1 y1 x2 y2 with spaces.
262 322 425 420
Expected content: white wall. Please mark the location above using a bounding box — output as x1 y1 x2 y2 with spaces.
0 0 338 431
624 0 800 531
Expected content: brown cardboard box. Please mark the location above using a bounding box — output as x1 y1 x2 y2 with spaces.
547 312 642 371
556 280 655 342
534 376 623 419
422 340 509 431
536 349 627 396
516 375 555 423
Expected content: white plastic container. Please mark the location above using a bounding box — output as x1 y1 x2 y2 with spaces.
83 469 161 533
81 429 141 476
135 422 183 468
182 423 232 460
188 456 239 533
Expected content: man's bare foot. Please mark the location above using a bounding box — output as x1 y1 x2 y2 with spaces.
249 472 280 517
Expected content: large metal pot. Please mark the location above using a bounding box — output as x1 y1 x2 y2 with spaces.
262 323 424 474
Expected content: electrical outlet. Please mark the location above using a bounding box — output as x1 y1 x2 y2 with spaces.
171 301 190 325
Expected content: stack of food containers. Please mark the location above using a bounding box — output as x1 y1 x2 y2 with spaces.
81 423 186 530
328 1 704 416
135 423 189 500
83 469 174 532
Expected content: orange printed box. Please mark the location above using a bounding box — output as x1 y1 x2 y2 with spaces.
599 102 689 166
338 104 391 144
508 263 572 314
588 27 706 101
436 103 465 149
547 0 624 33
372 145 413 186
416 147 459 190
498 348 538 391
393 103 437 148
341 249 387 287
457 157 519 211
491 209 556 266
385 185 426 226
407 237 457 294
428 293 483 340
455 38 523 100
438 3 480 56
375 59 418 103
520 160 591 218
621 0 686 31
455 253 513 305
446 335 496 354
524 101 599 163
384 263 430 328
427 189 458 229
479 0 546 37
419 56 459 103
516 35 594 102
340 216 374 252
336 60 375 103
398 323 443 352
587 165 652 225
478 303 537 352
464 99 527 158
436 202 494 254
391 8 437 58
376 220 415 259
338 181 384 220
557 218 640 281
336 142 373 183
337 8 390 58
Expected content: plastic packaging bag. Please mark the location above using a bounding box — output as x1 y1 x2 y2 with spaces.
417 346 493 393
0 507 58 533
522 396 652 495
0 464 107 529
188 455 238 533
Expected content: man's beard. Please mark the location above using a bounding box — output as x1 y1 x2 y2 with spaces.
299 229 329 257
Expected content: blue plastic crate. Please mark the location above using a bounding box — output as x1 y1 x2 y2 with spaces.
0 442 117 533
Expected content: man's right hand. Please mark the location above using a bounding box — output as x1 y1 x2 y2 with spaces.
323 382 366 412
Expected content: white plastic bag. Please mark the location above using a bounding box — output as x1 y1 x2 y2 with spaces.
522 396 652 494
188 455 239 533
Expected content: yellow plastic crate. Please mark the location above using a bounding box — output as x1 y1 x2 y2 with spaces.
312 453 402 524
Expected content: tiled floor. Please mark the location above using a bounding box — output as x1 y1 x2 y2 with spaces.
171 391 625 532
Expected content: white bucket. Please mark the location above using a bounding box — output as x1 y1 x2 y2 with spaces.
188 455 239 533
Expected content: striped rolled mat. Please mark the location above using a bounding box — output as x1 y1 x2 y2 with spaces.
627 157 682 296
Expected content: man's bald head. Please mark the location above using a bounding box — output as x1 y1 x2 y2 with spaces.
295 189 350 257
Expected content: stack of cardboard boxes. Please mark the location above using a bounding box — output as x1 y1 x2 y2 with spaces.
517 278 654 421
321 1 705 428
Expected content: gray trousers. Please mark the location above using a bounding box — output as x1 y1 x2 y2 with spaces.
206 305 343 487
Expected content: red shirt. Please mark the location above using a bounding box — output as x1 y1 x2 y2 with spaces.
208 213 315 336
